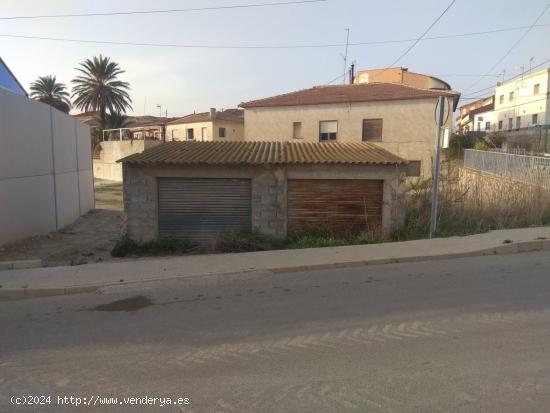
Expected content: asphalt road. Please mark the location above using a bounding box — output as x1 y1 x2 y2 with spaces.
1 251 550 412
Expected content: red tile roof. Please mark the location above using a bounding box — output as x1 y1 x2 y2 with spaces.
167 109 243 125
240 83 460 109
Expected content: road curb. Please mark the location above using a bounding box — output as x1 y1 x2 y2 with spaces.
1 238 549 301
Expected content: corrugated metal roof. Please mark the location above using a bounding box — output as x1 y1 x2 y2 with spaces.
118 141 406 166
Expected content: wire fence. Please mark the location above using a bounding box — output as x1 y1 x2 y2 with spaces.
463 149 550 189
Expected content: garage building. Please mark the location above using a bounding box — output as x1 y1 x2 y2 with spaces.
120 141 407 244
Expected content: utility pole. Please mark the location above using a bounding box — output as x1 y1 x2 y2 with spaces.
156 104 162 118
342 28 350 85
429 96 445 239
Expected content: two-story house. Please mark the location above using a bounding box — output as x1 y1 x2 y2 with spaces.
494 68 550 131
166 108 244 142
240 82 459 177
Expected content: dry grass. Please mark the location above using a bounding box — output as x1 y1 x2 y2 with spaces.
395 159 550 240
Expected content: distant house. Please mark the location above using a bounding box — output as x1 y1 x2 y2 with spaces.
127 118 180 141
494 68 550 131
456 96 495 134
240 82 459 177
166 108 244 141
0 57 27 97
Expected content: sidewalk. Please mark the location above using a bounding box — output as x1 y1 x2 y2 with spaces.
1 227 549 300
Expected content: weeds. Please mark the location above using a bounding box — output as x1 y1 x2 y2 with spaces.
213 228 285 253
111 236 196 257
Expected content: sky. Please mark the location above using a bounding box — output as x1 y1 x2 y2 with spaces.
1 0 549 117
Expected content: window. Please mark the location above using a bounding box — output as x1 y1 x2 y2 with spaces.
498 120 503 130
171 129 180 140
532 114 538 125
485 121 491 131
477 122 481 131
406 161 421 177
362 118 383 141
499 95 504 104
516 116 521 130
319 121 337 141
218 127 226 138
186 128 194 140
292 122 302 139
508 118 513 131
534 84 540 95
509 91 514 101
201 127 208 140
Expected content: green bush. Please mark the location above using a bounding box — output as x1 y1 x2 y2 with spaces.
473 140 490 151
111 236 195 257
214 228 284 253
488 132 506 148
286 234 347 249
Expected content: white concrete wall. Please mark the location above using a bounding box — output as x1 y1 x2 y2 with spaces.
495 68 550 130
0 88 94 245
93 140 162 181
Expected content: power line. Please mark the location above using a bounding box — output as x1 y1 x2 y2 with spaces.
462 56 550 98
0 0 327 20
1 23 550 50
385 0 456 69
463 2 550 93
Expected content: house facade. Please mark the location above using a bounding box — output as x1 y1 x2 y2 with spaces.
240 83 459 177
456 96 495 133
0 57 27 97
120 141 407 244
166 108 244 142
494 68 550 131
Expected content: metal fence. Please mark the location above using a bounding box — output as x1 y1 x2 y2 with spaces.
463 149 550 188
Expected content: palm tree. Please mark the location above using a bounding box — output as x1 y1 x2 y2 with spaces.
29 75 71 113
71 55 132 130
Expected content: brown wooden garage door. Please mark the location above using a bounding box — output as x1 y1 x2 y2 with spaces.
287 179 383 235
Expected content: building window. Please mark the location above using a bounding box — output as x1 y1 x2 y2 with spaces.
186 128 194 140
509 91 514 101
171 129 180 140
534 84 540 95
532 114 538 125
499 95 504 104
477 122 481 131
292 122 302 139
218 127 226 138
319 121 337 141
485 121 491 131
508 118 513 131
498 120 503 130
516 116 521 130
362 118 383 141
201 127 208 140
406 161 421 177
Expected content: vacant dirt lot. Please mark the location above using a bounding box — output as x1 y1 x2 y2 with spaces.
0 180 125 267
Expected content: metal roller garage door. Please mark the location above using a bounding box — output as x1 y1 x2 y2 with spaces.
158 178 251 243
287 179 383 235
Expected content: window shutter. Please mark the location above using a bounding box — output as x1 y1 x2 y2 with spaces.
362 119 383 141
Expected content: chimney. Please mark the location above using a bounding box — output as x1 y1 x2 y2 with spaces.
210 107 216 120
349 63 355 84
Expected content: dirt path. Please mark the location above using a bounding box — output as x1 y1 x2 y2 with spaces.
0 181 125 267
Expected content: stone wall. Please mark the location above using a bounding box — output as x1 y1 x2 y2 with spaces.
122 164 158 241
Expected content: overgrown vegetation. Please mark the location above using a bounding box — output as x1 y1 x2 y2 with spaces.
213 228 285 253
394 159 550 240
111 236 196 257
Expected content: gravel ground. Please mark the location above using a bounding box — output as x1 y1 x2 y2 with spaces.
0 180 125 267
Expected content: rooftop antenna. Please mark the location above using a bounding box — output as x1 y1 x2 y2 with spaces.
156 104 162 118
342 28 350 85
529 57 534 73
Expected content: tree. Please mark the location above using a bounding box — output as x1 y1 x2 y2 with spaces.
29 75 71 113
71 55 132 130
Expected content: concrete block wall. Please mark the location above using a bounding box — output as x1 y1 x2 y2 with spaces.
123 163 407 242
123 164 159 241
251 166 287 237
0 88 94 245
